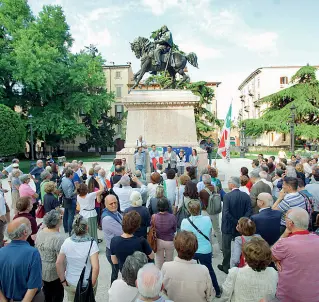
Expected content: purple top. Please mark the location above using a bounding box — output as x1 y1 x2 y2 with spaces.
154 212 177 241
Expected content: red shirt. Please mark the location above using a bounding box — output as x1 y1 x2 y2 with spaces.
246 180 253 192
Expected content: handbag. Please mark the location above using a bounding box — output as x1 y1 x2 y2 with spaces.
147 215 157 253
238 236 246 268
74 239 96 302
36 204 45 219
186 216 210 242
175 197 190 229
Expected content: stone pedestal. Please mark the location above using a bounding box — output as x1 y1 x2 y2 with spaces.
116 90 207 177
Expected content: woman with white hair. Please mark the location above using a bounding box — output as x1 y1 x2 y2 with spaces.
36 210 65 302
56 214 100 302
124 191 150 238
136 263 172 302
109 251 148 302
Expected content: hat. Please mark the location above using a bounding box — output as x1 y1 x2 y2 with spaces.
19 174 30 183
12 163 19 168
150 172 161 184
130 191 143 207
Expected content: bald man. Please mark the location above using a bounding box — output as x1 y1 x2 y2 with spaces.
250 192 282 245
102 195 122 285
0 218 43 301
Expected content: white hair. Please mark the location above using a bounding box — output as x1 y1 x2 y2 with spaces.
257 193 273 207
250 170 260 179
94 165 101 172
120 175 131 187
287 207 309 230
130 191 143 207
202 174 211 185
7 223 31 240
286 166 297 178
137 264 163 299
228 176 240 188
259 171 268 179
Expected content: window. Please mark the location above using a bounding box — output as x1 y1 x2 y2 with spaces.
280 77 288 84
116 86 122 98
115 105 123 119
282 133 286 141
115 71 121 79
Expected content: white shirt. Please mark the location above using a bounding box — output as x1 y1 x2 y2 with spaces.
113 185 147 212
147 183 159 207
197 181 205 193
177 155 186 167
165 179 177 205
303 162 312 178
60 238 99 286
175 185 186 208
76 168 83 178
108 279 138 302
157 170 167 180
239 186 250 195
0 191 6 217
136 139 147 148
78 192 97 218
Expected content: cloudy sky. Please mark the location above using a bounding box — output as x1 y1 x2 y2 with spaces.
28 0 319 118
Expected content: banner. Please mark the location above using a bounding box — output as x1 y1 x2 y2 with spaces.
217 104 232 162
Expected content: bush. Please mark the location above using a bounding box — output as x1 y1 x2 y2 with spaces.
0 105 26 156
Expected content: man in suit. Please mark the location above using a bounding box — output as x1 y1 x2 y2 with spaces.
163 145 177 173
251 192 281 246
218 176 252 274
250 170 272 214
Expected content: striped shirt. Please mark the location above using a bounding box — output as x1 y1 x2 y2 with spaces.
278 192 307 226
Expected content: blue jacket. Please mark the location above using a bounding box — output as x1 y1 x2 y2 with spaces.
251 208 282 246
221 189 252 235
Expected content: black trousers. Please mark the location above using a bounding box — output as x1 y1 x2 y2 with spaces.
221 233 233 271
30 202 38 218
43 279 64 302
106 247 119 284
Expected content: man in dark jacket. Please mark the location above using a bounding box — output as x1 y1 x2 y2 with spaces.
251 192 281 246
218 176 252 274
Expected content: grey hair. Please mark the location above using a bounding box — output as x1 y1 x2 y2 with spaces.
120 175 131 186
43 210 61 229
7 223 31 240
228 176 240 188
41 170 51 180
98 169 106 177
250 170 260 179
137 263 163 299
287 207 309 230
72 214 88 236
286 166 297 178
94 165 101 172
202 174 211 185
259 171 268 179
135 170 142 177
122 251 148 287
201 168 209 176
11 169 21 178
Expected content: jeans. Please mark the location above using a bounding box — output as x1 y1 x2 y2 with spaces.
63 200 76 235
202 211 222 250
177 166 185 176
136 165 146 179
222 233 234 271
155 239 174 269
208 152 212 166
43 279 64 302
106 247 119 284
194 252 221 295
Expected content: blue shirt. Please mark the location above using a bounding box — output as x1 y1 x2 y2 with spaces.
72 172 82 184
61 177 75 199
181 215 212 254
0 241 42 300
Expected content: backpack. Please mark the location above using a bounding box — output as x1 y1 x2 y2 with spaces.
204 187 222 215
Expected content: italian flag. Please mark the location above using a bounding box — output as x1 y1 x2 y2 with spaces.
217 104 232 162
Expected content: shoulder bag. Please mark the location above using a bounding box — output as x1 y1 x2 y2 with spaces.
74 239 96 302
186 216 210 242
147 215 157 252
238 236 246 268
175 197 190 229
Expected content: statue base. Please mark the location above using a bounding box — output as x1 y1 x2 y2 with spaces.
116 90 207 179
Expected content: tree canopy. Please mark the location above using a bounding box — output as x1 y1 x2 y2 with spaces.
245 65 319 139
0 0 116 151
0 104 25 156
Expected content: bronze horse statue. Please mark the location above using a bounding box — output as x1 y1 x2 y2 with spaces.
130 36 198 89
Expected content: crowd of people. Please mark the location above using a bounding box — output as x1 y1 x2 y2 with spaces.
0 149 319 302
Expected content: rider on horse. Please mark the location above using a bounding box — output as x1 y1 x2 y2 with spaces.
154 25 173 67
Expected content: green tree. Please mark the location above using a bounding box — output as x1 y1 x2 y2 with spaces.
0 1 117 151
245 65 319 139
0 104 25 156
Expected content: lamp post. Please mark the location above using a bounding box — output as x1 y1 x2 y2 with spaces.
289 104 296 154
28 114 34 160
240 122 247 158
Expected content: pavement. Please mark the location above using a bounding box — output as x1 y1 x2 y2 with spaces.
2 158 253 302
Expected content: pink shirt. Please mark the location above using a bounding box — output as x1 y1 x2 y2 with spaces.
272 232 319 302
19 183 36 204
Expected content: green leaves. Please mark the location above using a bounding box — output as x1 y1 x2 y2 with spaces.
0 104 25 156
246 65 319 139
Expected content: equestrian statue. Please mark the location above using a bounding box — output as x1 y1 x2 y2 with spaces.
130 25 198 89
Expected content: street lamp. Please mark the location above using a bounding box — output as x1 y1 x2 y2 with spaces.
289 104 296 154
240 122 247 158
28 114 34 161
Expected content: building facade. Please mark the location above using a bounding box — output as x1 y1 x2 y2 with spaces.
237 65 319 146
